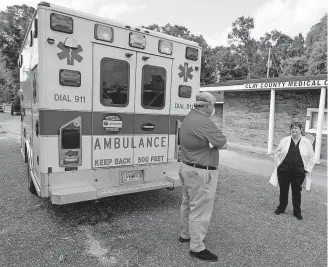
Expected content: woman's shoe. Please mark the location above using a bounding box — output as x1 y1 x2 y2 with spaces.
293 213 303 220
274 208 285 215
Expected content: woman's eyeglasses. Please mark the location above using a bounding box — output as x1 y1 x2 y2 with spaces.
290 126 301 130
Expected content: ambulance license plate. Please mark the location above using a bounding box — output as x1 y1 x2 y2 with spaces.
121 170 144 183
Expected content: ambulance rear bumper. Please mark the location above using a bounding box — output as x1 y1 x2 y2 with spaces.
51 185 97 205
50 176 181 205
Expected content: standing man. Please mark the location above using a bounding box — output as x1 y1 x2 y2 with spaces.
178 92 227 262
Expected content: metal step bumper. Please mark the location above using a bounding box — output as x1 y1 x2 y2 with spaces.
51 185 97 205
50 176 181 205
98 179 176 198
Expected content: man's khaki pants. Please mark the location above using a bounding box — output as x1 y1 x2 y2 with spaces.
179 163 218 252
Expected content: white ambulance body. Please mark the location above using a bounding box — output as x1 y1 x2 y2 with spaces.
19 2 202 205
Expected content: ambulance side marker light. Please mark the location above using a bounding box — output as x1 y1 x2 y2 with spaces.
34 18 38 38
29 30 33 47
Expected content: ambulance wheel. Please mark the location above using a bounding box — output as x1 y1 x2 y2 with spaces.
27 159 37 195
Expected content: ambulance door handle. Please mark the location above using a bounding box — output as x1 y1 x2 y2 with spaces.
142 56 150 61
125 53 133 58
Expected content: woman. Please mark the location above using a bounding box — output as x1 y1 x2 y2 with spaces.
270 122 315 220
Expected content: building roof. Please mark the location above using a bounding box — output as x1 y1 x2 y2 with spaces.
201 74 327 92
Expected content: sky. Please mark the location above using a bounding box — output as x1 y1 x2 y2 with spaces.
1 0 327 47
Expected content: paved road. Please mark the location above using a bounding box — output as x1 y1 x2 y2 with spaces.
0 112 327 267
220 149 327 189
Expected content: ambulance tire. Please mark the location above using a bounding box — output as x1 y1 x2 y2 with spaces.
24 146 28 163
27 159 37 195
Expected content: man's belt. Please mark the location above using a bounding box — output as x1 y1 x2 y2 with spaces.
184 161 218 170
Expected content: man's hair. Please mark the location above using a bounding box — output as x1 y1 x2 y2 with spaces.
290 122 303 130
194 92 216 108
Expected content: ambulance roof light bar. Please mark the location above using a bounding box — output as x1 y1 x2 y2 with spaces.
38 2 50 7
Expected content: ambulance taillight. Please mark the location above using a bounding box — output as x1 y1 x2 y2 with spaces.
174 120 182 161
59 117 82 167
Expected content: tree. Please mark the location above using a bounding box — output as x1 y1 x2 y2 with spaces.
258 30 308 78
280 56 308 77
305 14 327 75
142 23 220 84
227 16 260 79
0 4 35 82
289 33 306 57
0 52 14 102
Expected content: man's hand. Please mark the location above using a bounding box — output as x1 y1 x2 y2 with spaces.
219 142 228 150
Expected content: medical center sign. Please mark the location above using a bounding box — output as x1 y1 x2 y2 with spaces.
244 79 328 89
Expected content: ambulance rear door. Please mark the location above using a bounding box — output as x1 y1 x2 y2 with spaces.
92 44 136 168
134 53 172 165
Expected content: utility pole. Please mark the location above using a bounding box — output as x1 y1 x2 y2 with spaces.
267 44 275 154
266 46 271 78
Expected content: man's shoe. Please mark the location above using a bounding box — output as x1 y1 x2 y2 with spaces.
293 213 303 220
274 208 285 215
178 236 190 243
189 249 218 262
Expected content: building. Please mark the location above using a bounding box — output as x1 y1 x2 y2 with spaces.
201 74 327 163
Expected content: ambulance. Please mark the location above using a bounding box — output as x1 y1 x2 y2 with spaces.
19 2 202 205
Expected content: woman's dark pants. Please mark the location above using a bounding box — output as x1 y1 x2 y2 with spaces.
277 171 305 215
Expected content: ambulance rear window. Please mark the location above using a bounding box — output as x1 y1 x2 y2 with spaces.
142 65 166 109
100 58 129 107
